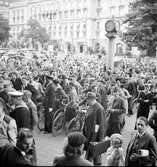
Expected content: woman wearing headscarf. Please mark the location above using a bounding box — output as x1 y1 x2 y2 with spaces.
53 132 92 166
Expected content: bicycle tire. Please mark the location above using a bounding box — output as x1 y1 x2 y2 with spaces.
52 112 64 136
53 109 63 120
67 117 83 134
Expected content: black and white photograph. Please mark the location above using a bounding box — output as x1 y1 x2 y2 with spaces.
0 0 157 166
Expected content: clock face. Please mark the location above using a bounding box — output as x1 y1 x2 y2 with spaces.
105 20 115 32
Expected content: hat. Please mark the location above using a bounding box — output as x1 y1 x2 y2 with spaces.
8 91 24 97
68 132 86 147
86 92 97 100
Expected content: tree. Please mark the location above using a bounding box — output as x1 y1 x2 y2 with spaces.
121 0 157 57
19 19 50 48
0 15 10 43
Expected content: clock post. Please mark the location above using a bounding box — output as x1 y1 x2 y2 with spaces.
105 20 120 72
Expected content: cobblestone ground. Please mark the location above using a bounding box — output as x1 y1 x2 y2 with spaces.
34 113 137 166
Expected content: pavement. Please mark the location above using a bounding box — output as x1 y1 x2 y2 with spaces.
34 113 137 166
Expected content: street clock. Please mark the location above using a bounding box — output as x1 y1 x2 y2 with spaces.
105 20 120 33
105 20 115 32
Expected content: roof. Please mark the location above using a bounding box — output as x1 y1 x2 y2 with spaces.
7 0 23 3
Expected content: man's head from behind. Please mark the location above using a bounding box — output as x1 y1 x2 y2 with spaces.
16 128 33 154
8 91 24 106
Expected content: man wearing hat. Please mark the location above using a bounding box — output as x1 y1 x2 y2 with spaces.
8 91 31 131
43 76 56 133
83 92 106 165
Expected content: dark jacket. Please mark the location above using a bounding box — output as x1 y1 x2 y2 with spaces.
125 131 157 166
10 102 31 130
43 83 56 109
0 144 32 167
83 101 105 143
106 96 126 136
53 155 93 166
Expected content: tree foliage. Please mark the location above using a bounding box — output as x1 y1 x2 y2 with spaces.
0 15 10 42
19 19 50 47
121 0 157 57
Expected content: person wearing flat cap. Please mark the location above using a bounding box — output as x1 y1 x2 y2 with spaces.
43 76 56 133
83 92 106 166
8 91 31 131
53 132 93 166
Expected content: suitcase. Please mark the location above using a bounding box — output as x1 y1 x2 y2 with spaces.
88 138 111 158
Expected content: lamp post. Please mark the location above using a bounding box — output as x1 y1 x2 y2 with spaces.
105 19 120 72
49 12 52 41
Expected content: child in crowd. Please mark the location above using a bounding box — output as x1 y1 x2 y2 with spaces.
106 133 125 166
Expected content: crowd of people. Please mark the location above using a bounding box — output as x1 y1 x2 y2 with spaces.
0 49 157 166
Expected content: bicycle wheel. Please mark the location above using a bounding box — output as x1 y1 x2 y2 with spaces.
67 117 83 134
38 111 45 131
53 109 63 120
52 112 64 136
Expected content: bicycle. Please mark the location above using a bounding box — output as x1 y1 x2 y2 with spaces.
52 102 78 136
66 108 86 134
53 99 68 121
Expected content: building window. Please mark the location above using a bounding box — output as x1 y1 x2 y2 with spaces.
97 22 100 30
97 9 101 17
119 5 125 17
96 22 100 37
53 12 57 20
77 9 81 18
58 25 62 37
83 24 87 37
21 16 24 23
59 11 62 19
13 17 15 24
38 13 41 20
97 0 101 7
110 6 116 17
53 26 56 37
70 10 74 18
77 0 81 8
64 25 68 37
83 8 87 17
64 10 68 18
76 24 80 38
70 25 73 37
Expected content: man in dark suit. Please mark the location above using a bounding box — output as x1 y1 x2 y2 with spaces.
43 76 56 133
83 92 106 165
125 116 157 166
